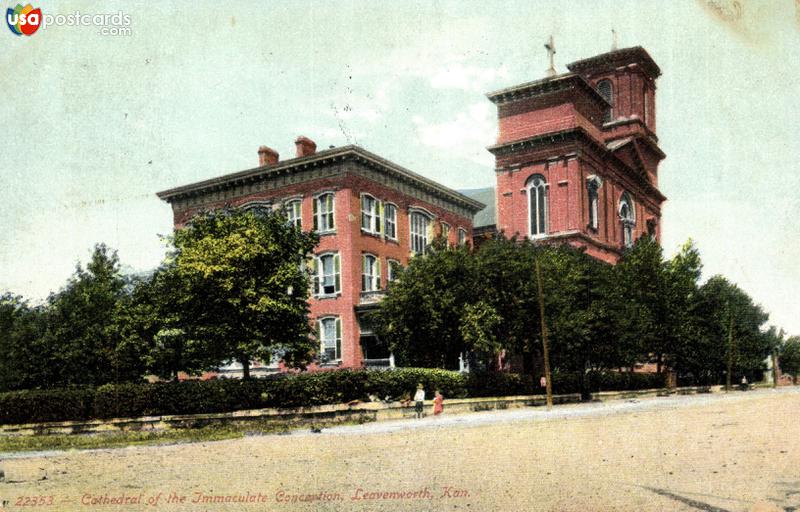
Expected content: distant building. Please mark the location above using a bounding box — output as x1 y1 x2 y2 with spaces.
474 46 666 263
157 140 484 369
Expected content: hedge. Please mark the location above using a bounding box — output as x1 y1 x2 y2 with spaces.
0 368 666 426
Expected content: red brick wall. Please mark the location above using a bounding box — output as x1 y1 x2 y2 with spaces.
169 169 474 368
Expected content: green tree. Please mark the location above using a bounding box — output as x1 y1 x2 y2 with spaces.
44 244 136 386
472 236 540 372
169 208 318 378
373 239 478 369
0 294 48 390
779 336 800 383
613 236 703 375
691 275 771 383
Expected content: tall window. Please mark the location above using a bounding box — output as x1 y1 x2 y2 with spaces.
586 176 603 231
619 192 635 248
526 174 548 238
286 199 302 229
242 201 272 217
313 192 335 233
361 194 383 235
410 210 432 255
318 317 342 362
387 259 401 283
597 79 613 123
458 228 467 246
384 203 397 240
362 254 381 292
440 222 450 245
312 253 341 296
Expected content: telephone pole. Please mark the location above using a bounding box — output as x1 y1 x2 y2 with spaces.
535 258 553 409
726 301 734 393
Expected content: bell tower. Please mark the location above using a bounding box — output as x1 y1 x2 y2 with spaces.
486 45 667 264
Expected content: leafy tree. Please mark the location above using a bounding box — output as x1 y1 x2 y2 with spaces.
43 244 136 386
691 275 771 383
472 236 540 372
538 245 627 398
374 239 478 369
168 208 318 378
0 294 48 390
779 336 800 383
613 236 703 375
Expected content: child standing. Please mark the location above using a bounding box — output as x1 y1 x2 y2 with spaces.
433 390 444 416
413 383 426 419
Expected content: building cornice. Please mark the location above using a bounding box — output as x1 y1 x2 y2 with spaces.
487 127 666 203
567 46 661 79
156 145 485 215
486 73 610 111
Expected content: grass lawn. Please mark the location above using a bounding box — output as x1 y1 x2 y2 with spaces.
0 418 359 453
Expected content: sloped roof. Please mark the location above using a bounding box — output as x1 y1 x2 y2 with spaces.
460 187 496 227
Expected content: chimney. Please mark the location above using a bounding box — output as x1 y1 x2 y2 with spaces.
295 136 317 158
258 146 279 166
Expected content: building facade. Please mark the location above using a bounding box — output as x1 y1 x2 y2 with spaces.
157 139 484 369
482 46 666 263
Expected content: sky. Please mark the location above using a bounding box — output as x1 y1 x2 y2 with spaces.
1 0 799 335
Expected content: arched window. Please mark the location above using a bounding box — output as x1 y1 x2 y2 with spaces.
360 194 383 235
526 174 548 238
285 199 302 229
362 254 381 292
457 228 468 246
312 252 340 296
313 192 335 233
597 79 613 124
384 203 397 240
619 192 635 248
586 175 603 231
318 316 342 363
409 209 433 255
241 200 272 217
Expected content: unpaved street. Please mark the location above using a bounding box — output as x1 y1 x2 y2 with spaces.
2 388 799 511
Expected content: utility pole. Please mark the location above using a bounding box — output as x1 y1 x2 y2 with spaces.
535 258 553 409
726 301 734 393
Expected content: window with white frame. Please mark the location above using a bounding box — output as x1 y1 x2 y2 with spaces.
586 175 603 231
387 259 401 283
384 203 397 240
318 317 341 362
527 174 548 238
312 253 341 296
361 194 383 235
597 79 613 124
286 199 302 229
458 228 467 246
440 222 450 245
410 210 432 255
241 200 272 217
313 192 335 233
619 192 635 248
362 254 381 292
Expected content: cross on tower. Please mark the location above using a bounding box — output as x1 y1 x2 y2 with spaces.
544 35 556 76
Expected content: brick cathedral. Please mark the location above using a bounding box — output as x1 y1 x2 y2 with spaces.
157 45 665 371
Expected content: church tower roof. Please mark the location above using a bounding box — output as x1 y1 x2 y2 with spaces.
567 46 661 79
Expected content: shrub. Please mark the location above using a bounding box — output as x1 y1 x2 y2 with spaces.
0 387 94 424
0 368 668 425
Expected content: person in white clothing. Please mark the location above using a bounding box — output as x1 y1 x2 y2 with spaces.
413 383 426 419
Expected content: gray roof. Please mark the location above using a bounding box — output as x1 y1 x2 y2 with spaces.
459 187 496 228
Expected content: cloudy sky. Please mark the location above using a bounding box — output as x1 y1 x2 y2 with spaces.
2 0 798 335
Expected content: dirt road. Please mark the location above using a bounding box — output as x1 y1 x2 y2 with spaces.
1 388 799 511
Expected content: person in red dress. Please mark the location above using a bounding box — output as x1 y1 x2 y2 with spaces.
433 390 444 416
